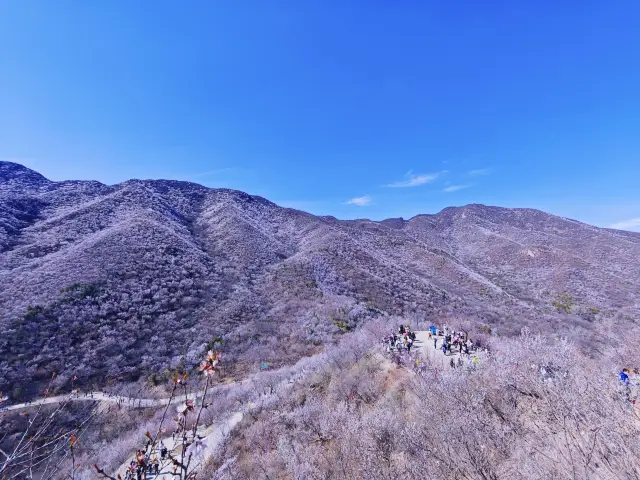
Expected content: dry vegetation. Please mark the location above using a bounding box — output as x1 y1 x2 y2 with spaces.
2 320 639 479
207 321 640 480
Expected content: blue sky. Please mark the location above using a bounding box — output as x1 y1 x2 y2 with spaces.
1 2 639 230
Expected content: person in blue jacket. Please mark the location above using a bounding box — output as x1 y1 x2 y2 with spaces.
619 368 630 385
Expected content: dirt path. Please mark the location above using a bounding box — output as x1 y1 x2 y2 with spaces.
113 412 244 479
111 365 309 478
1 379 249 413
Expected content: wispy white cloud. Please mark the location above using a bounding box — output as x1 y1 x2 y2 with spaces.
345 195 373 206
385 171 441 188
609 218 640 232
190 168 234 178
468 168 490 176
443 185 470 192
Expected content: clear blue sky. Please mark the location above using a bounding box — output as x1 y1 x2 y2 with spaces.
1 2 639 230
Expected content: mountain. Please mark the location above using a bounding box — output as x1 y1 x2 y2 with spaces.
1 161 639 397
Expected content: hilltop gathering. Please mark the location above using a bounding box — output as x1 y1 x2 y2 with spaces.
383 323 483 368
382 323 639 406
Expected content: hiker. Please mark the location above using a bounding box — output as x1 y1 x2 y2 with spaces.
620 369 630 385
399 325 405 335
450 358 455 368
457 357 463 368
442 343 448 356
433 337 438 349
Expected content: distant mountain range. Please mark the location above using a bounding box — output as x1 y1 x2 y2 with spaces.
1 161 639 396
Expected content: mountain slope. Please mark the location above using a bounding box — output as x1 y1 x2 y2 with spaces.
1 161 638 397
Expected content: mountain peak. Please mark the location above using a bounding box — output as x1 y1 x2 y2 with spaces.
0 161 50 186
380 217 406 229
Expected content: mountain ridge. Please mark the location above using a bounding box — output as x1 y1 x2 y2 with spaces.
6 160 628 230
1 161 638 397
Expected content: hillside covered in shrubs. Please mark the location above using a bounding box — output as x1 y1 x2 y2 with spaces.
1 161 640 398
206 320 640 479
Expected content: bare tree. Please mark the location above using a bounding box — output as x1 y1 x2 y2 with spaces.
94 349 222 480
1 374 96 479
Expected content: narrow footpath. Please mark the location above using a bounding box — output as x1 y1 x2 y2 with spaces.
1 379 248 413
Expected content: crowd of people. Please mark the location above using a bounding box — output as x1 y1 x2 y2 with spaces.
123 441 169 479
382 323 484 370
430 324 483 369
383 324 640 395
383 324 417 354
428 325 478 356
